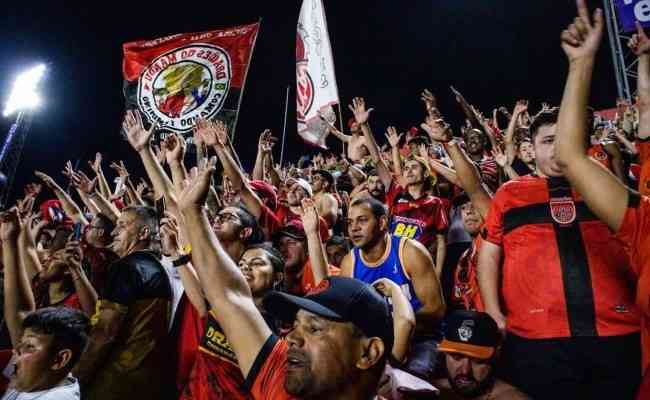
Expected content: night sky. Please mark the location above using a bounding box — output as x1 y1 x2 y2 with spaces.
0 1 617 202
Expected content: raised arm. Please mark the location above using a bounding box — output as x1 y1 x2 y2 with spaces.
163 133 189 194
199 119 266 220
17 213 46 280
504 100 528 162
2 210 35 347
71 171 121 223
64 241 98 315
554 0 628 231
421 117 492 218
122 110 176 204
88 153 112 200
36 170 88 225
300 198 329 286
161 213 208 317
252 130 273 181
385 127 403 177
178 158 271 377
349 97 393 189
373 279 415 364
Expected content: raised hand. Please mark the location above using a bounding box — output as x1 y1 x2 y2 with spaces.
164 133 186 164
88 152 103 173
178 156 217 211
300 198 320 234
492 145 510 168
63 241 84 273
513 99 529 116
70 171 97 195
21 212 47 247
160 212 182 256
560 0 604 62
24 183 42 199
421 89 438 115
420 115 453 143
373 278 400 298
153 143 167 165
0 209 21 241
258 129 275 154
110 160 130 179
348 97 374 126
62 160 75 181
123 109 157 152
35 171 59 190
417 143 429 160
629 21 650 56
385 126 403 148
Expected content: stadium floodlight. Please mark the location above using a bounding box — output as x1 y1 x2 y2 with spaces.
3 64 47 117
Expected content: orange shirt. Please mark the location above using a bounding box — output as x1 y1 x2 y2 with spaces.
451 234 485 312
616 192 650 373
485 175 640 339
243 336 297 400
288 260 340 297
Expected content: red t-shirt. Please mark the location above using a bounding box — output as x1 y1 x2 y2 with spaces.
288 260 340 297
485 175 640 339
259 204 281 239
243 336 297 400
275 206 300 227
638 141 650 196
452 234 485 312
176 296 205 394
181 310 250 400
588 143 612 172
616 192 650 374
386 182 448 253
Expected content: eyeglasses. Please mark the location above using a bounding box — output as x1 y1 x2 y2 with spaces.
214 212 240 223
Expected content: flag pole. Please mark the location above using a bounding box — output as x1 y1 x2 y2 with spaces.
336 102 345 157
280 85 290 166
231 18 261 145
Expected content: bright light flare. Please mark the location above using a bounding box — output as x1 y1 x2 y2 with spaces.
3 64 46 117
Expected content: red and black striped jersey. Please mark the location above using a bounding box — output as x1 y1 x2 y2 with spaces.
484 175 640 339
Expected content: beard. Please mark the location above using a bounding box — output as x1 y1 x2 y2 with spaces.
446 365 495 398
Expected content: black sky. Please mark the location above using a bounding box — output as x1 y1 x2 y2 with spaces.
0 1 618 201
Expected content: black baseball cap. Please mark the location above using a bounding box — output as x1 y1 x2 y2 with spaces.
263 276 394 353
452 192 471 208
438 310 501 360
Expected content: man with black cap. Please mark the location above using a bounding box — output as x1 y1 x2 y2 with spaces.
311 169 339 228
176 159 392 399
435 311 529 400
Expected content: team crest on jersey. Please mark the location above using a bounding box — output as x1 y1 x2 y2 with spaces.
549 196 576 225
458 320 474 342
137 44 231 133
593 151 607 161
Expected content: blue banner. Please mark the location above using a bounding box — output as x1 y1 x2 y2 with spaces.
615 0 650 33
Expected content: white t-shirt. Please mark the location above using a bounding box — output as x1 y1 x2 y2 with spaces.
1 375 80 400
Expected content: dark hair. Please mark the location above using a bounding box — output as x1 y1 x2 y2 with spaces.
326 235 350 252
123 206 159 239
234 204 264 245
530 109 559 141
350 197 387 219
22 307 90 368
93 213 115 241
244 242 285 273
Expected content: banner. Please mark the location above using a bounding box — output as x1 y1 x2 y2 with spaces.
296 0 339 148
614 0 650 33
122 23 259 136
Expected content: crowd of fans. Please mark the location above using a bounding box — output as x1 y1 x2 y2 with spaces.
0 1 649 399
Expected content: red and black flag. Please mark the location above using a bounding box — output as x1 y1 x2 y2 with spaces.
122 23 259 136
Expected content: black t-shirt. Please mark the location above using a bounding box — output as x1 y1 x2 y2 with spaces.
511 157 533 177
102 250 172 305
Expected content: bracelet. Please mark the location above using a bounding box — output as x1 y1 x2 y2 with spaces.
172 253 192 267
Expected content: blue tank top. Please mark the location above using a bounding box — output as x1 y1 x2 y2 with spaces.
352 235 423 312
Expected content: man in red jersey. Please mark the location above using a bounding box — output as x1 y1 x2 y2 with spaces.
175 157 393 400
477 38 642 397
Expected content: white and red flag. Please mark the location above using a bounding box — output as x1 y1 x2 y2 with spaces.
296 0 339 148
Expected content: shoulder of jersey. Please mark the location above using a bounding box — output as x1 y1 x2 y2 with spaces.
496 174 540 193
